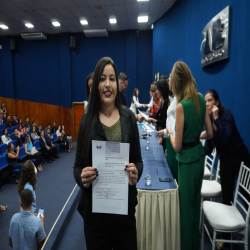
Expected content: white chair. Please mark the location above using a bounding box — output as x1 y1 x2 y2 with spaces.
200 160 221 229
203 148 217 180
201 162 250 250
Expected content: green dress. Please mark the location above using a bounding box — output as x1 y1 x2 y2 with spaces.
176 94 206 250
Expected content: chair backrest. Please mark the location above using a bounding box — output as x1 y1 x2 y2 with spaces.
12 126 18 133
7 127 12 135
205 148 217 180
0 124 6 129
215 159 221 183
0 155 8 170
234 162 250 226
34 140 40 150
18 146 26 159
53 132 58 142
0 144 7 155
10 133 15 140
0 129 3 136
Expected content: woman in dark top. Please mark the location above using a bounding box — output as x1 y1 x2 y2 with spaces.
7 143 23 182
201 89 250 249
74 57 143 250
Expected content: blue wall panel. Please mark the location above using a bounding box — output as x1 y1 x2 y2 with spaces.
153 0 250 150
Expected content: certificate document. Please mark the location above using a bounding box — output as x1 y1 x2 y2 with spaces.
92 140 129 215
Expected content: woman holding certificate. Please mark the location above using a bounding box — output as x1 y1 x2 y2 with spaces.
167 61 213 250
74 57 143 250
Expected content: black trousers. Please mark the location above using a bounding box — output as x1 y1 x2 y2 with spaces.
84 217 137 250
42 146 57 159
220 144 250 239
27 152 42 165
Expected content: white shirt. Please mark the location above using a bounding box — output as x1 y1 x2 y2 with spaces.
130 96 142 114
147 96 153 108
1 134 12 144
164 96 177 138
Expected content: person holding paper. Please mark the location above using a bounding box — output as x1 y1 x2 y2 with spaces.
74 57 143 250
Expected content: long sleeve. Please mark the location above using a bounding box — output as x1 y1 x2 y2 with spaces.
133 96 142 108
147 96 153 108
204 139 214 155
1 135 11 144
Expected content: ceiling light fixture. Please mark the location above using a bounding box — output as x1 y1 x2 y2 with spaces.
109 18 117 24
80 20 88 25
137 0 149 2
25 23 34 28
52 22 60 27
151 24 154 29
0 25 8 29
138 16 148 23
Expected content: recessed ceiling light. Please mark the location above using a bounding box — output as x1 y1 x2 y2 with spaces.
138 16 148 23
25 23 34 28
151 24 154 29
137 0 149 1
109 18 117 24
52 22 60 27
80 20 88 25
0 25 8 29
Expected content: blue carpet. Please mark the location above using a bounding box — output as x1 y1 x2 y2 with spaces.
0 143 77 250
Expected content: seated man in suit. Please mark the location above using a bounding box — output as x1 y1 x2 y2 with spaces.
13 128 24 147
39 131 57 163
45 128 60 158
12 115 18 127
5 115 12 128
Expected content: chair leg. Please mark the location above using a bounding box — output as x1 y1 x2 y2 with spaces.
201 209 205 250
212 231 216 250
245 226 249 250
200 197 203 230
231 233 232 250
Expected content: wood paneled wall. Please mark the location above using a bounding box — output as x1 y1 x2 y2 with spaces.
0 97 74 140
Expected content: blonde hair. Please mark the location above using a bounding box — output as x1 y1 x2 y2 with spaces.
170 61 200 116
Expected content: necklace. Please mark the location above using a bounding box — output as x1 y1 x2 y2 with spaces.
100 109 116 119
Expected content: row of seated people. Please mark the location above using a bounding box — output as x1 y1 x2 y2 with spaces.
0 125 73 175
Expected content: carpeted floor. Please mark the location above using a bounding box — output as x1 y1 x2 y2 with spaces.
0 143 77 250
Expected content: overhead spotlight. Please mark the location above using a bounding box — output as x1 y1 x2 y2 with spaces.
137 0 149 2
25 23 34 28
80 20 88 25
151 24 154 29
109 18 117 24
138 16 148 23
0 25 8 29
52 22 60 27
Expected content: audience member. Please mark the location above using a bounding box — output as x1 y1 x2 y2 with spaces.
167 61 213 250
30 126 39 143
25 117 31 128
17 118 23 128
62 125 72 149
1 128 12 144
18 160 37 213
9 189 46 249
12 115 18 127
130 88 146 114
37 125 43 136
74 57 142 250
201 89 250 249
13 128 24 147
84 73 94 111
24 137 43 172
32 121 38 133
118 72 129 106
56 125 70 152
39 130 57 163
1 102 7 116
45 128 60 157
5 115 12 128
24 127 30 139
51 122 56 134
2 113 7 124
7 143 23 182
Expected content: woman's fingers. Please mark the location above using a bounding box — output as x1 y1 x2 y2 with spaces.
125 163 138 186
81 167 98 187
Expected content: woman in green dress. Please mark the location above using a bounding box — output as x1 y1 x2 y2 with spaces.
167 61 213 250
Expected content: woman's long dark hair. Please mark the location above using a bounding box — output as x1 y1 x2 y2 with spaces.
86 73 94 101
157 78 170 100
18 160 36 195
205 89 225 117
7 142 14 153
131 88 139 103
79 57 121 165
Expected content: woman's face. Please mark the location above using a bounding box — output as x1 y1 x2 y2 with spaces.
205 93 218 115
62 125 64 130
11 143 14 149
88 79 93 92
18 125 22 130
4 129 7 134
58 126 61 130
98 64 117 107
156 89 162 99
136 90 139 96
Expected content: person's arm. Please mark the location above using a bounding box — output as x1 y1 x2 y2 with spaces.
133 96 142 108
203 108 213 139
147 96 153 108
214 110 234 146
169 103 184 153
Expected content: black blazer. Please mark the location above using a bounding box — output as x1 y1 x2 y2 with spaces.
39 137 48 149
74 107 143 224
